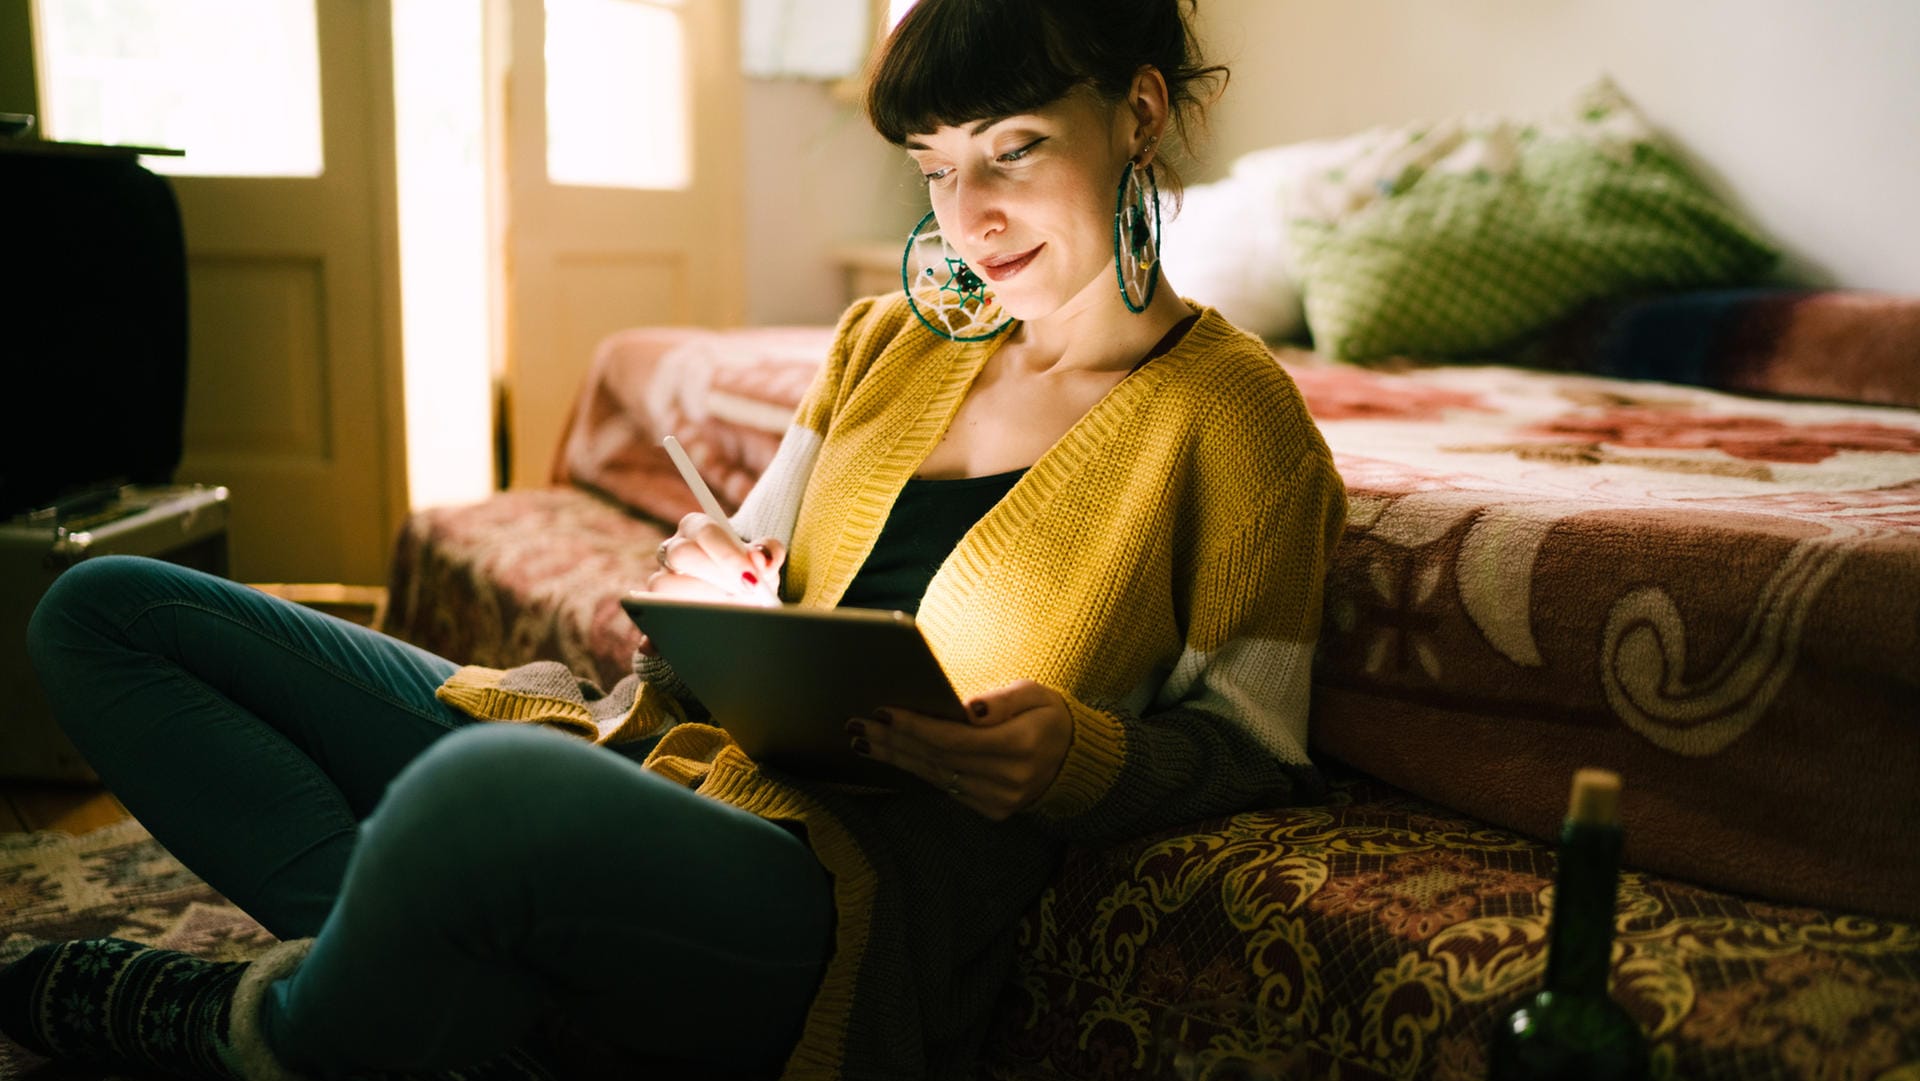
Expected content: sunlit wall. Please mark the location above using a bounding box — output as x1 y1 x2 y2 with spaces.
393 0 494 508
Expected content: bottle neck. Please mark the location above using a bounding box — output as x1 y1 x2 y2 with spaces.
1545 819 1623 996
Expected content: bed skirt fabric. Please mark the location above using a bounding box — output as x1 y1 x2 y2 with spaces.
975 765 1920 1081
384 487 667 694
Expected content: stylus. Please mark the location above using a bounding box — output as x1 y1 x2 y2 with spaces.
662 435 781 603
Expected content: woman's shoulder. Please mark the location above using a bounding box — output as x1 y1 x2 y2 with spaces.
1140 306 1342 515
1158 305 1319 439
832 292 933 358
800 293 983 422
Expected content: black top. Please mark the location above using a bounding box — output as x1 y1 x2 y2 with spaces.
837 311 1201 614
838 468 1027 614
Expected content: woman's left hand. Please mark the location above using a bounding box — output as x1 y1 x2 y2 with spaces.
849 680 1073 820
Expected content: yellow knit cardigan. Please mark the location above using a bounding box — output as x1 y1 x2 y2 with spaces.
436 293 1347 1080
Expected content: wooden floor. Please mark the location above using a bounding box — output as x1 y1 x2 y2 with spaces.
2 583 385 839
0 781 129 835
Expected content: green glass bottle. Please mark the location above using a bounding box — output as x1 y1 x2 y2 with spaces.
1489 768 1650 1080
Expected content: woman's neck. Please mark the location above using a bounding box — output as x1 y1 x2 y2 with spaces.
1001 274 1195 376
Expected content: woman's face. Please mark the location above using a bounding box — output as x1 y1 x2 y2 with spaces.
905 87 1137 323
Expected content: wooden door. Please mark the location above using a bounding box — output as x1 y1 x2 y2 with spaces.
166 1 405 584
496 0 746 489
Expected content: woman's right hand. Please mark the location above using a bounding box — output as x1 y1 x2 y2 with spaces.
637 513 786 656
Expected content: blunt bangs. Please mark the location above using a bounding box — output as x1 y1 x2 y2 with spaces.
866 0 1096 146
863 0 1228 203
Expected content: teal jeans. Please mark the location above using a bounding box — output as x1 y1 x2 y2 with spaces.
26 555 834 1077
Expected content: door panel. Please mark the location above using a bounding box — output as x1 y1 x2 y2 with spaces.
183 256 331 460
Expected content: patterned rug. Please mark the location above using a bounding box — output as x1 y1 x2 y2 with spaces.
0 820 276 1080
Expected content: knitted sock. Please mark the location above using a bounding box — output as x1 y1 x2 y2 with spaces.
1 937 557 1081
0 936 312 1081
0 937 243 1078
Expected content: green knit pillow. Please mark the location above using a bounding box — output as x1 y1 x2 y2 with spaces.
1289 79 1778 361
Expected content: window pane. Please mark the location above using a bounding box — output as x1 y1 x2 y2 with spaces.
741 0 868 80
34 0 323 177
545 0 689 190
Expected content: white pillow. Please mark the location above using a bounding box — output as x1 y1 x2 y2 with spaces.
1159 131 1380 342
1159 172 1298 340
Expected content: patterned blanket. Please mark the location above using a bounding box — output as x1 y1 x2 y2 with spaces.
1290 354 1920 921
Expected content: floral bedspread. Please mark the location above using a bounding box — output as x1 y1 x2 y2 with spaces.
1286 355 1920 921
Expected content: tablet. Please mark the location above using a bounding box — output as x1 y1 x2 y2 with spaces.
619 593 968 786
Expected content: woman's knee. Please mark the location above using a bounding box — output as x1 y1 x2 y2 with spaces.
25 555 171 676
389 723 584 805
352 725 593 884
27 556 175 695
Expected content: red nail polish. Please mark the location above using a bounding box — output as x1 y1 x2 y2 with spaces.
969 700 988 718
742 571 759 587
846 719 866 738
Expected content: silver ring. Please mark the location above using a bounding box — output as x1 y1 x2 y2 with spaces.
655 539 677 574
944 768 962 797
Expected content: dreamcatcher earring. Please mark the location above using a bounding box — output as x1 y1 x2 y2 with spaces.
900 211 1013 342
1112 141 1162 313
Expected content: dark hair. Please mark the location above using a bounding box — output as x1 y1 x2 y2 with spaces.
865 0 1228 199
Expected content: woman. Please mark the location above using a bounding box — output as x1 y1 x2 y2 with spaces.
1 1 1345 1078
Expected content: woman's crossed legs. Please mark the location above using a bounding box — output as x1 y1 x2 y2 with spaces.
22 556 831 1076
